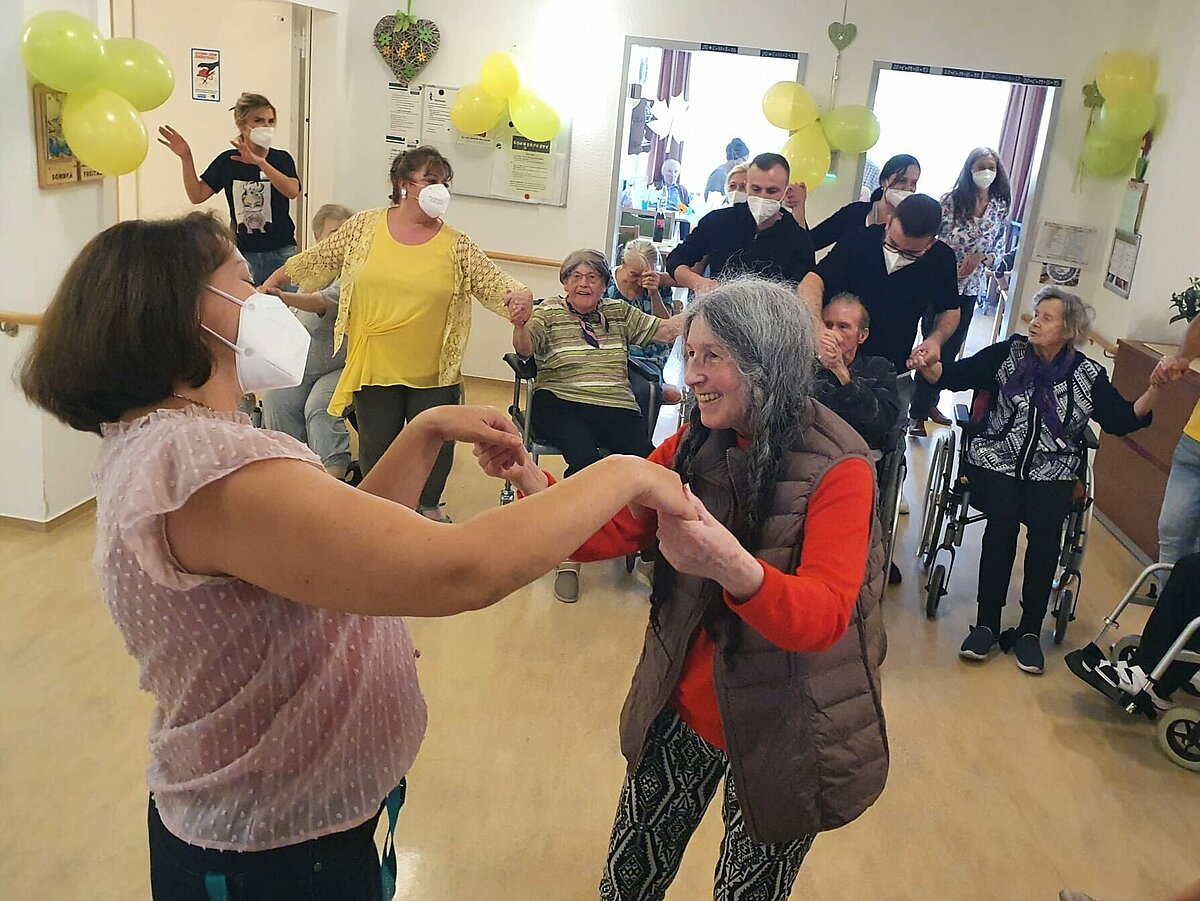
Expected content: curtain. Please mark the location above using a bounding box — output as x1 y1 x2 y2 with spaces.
997 84 1048 232
647 49 692 185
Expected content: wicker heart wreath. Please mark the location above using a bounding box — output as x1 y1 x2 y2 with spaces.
373 6 440 87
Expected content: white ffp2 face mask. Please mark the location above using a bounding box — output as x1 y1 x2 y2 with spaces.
746 196 781 225
885 188 913 208
725 189 748 206
883 246 916 275
202 286 311 395
417 182 451 219
249 127 275 148
972 169 997 188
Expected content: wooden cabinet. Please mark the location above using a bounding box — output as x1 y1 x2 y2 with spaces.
1092 339 1200 560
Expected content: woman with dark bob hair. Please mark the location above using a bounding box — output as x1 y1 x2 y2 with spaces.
486 276 887 899
20 212 692 900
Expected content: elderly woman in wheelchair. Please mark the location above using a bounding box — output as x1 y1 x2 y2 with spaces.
508 248 685 601
911 286 1162 674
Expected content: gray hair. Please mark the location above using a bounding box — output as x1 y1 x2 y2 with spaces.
311 203 354 237
620 238 660 272
559 248 611 286
1032 286 1094 347
827 291 871 332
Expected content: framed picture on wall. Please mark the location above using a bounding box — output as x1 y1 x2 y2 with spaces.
32 85 81 189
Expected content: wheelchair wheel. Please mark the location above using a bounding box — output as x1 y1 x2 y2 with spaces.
1157 707 1200 772
882 458 906 582
1109 635 1141 665
925 564 946 619
625 554 637 573
918 431 955 568
1052 587 1074 646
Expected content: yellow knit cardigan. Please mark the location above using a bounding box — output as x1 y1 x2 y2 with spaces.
285 207 527 389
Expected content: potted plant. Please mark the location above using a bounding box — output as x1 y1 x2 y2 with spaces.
1169 277 1200 324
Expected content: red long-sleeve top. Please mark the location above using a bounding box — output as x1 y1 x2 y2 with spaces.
560 430 875 751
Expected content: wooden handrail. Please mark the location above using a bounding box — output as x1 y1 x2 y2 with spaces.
484 251 560 270
1019 313 1118 357
1 311 43 326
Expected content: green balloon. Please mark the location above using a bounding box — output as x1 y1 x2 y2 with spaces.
820 104 881 154
100 38 175 111
1096 93 1156 142
20 11 106 93
1081 130 1139 178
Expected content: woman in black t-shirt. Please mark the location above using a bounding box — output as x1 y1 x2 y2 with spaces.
157 92 301 285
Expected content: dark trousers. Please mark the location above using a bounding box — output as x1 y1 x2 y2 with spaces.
531 390 653 477
599 710 814 900
148 795 384 901
1135 552 1200 696
353 383 461 508
910 293 977 417
966 465 1076 634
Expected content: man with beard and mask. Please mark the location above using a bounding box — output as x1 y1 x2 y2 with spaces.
665 153 815 295
799 193 960 377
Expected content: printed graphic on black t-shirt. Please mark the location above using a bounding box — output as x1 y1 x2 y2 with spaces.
201 148 298 254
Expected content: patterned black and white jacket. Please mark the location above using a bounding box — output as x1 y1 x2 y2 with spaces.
935 335 1150 482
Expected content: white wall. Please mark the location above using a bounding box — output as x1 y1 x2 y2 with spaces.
330 0 1160 379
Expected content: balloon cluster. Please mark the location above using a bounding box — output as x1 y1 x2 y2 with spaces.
21 11 174 177
449 51 560 143
762 81 880 189
1081 51 1157 178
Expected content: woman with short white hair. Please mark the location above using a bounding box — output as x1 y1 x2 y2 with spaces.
913 286 1163 674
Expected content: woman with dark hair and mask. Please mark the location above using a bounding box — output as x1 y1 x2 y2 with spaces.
909 146 1012 434
262 145 534 522
809 153 921 251
482 277 887 900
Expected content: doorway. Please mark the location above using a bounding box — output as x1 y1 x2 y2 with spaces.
865 62 1062 348
608 38 808 259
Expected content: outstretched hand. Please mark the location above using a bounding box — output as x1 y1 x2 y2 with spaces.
230 134 267 168
157 125 192 159
1151 355 1190 388
656 488 764 598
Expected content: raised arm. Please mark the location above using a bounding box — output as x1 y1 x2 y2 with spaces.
157 126 215 204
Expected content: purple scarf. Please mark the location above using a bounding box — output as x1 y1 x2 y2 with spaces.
1001 343 1078 441
565 300 609 348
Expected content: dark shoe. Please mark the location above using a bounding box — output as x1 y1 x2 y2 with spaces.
1011 632 1045 674
888 562 903 585
959 626 998 661
907 418 928 437
928 408 952 427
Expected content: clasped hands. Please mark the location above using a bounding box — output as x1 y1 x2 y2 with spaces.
1151 355 1190 388
504 289 534 327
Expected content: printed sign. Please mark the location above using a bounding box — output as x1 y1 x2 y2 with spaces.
191 49 221 102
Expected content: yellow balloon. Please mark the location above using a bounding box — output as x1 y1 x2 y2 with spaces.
100 38 175 112
1096 93 1156 141
762 81 818 131
62 89 149 177
509 89 560 143
21 11 106 93
450 83 504 135
1080 129 1139 178
480 51 522 100
781 124 831 189
820 104 881 154
1097 51 1155 102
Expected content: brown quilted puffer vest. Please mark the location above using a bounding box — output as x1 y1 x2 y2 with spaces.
618 401 888 844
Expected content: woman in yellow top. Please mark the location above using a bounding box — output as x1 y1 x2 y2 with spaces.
265 146 533 521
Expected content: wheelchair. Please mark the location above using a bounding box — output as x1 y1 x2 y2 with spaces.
915 392 1098 644
498 351 667 576
1066 563 1200 772
876 373 916 587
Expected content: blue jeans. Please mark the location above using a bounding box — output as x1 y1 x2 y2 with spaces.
244 244 298 287
261 369 351 471
1159 433 1200 565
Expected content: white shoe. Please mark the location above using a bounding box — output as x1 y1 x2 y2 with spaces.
554 562 580 603
1093 660 1171 710
899 493 909 515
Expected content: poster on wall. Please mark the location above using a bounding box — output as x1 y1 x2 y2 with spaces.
493 134 556 202
191 49 221 102
1104 230 1141 298
421 85 456 144
1032 220 1098 269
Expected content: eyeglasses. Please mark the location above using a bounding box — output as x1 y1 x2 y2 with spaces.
566 271 604 285
883 240 927 262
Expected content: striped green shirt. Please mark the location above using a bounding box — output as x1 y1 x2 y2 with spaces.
528 297 661 411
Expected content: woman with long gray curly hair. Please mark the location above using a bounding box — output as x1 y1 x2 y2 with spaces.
482 276 888 899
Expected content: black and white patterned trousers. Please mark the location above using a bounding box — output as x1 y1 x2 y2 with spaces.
599 710 814 901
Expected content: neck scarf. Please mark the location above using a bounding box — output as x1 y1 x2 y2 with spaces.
1001 342 1077 440
565 299 608 348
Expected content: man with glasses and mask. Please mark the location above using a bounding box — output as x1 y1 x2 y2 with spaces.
666 152 815 295
799 194 959 377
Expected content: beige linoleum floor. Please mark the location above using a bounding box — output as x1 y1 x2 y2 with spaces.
1 376 1196 901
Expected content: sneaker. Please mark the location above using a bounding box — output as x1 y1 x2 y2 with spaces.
907 418 928 438
1011 632 1045 674
959 626 998 661
1092 660 1171 710
888 562 903 585
554 563 580 603
417 504 452 523
899 493 909 515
